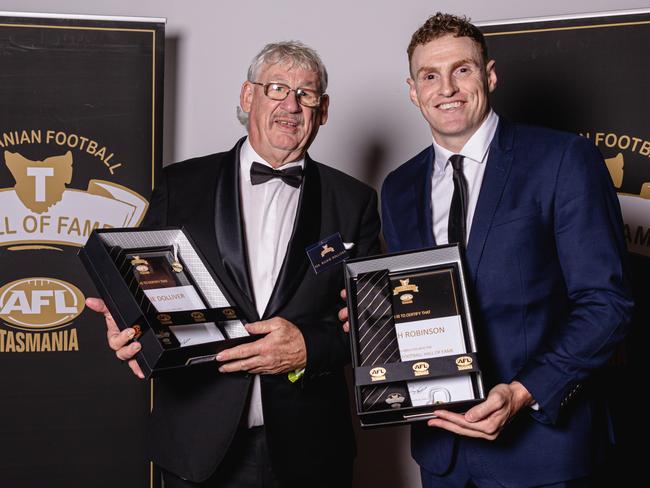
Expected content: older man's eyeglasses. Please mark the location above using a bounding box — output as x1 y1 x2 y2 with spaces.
251 82 323 108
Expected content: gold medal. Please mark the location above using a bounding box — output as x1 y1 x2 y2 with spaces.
130 256 151 274
171 243 183 273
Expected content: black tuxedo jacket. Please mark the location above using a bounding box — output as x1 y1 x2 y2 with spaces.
141 138 380 485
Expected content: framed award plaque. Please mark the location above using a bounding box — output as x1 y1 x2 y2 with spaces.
79 228 254 377
344 244 485 427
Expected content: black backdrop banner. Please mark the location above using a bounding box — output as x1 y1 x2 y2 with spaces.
0 12 164 488
480 10 649 483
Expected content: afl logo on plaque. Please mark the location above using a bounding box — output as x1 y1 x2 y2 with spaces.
369 366 387 381
455 356 473 371
412 361 430 376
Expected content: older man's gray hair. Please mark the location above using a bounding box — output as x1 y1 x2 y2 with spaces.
237 40 328 126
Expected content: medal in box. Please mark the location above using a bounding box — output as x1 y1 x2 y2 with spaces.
79 227 254 378
344 244 485 427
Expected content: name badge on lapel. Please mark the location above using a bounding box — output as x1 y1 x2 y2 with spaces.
306 232 349 274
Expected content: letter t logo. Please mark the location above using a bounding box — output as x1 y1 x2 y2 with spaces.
27 167 54 202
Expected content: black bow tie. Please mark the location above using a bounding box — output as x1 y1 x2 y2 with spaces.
250 161 303 188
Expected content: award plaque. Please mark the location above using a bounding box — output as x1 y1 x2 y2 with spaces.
79 228 254 378
344 244 485 427
390 269 475 407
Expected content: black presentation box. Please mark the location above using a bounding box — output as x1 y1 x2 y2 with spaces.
79 227 254 378
344 244 485 427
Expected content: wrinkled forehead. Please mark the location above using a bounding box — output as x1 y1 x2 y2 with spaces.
256 59 322 88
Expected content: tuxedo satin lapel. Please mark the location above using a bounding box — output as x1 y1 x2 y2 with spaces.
466 119 515 279
415 146 436 248
263 155 321 319
211 138 258 322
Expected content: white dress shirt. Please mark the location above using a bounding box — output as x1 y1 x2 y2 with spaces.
239 138 303 427
430 110 499 245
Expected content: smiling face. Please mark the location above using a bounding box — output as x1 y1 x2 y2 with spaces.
407 34 497 153
239 61 329 167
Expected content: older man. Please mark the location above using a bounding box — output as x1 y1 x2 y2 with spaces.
87 41 380 488
379 12 633 488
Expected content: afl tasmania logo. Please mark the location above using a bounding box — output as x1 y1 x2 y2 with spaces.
0 277 84 331
0 277 83 353
412 361 430 376
369 367 387 381
455 356 473 371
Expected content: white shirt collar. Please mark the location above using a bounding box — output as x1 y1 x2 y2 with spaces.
432 110 499 172
240 138 305 184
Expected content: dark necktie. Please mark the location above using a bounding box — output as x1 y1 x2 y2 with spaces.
356 270 411 411
447 154 468 245
250 161 303 188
